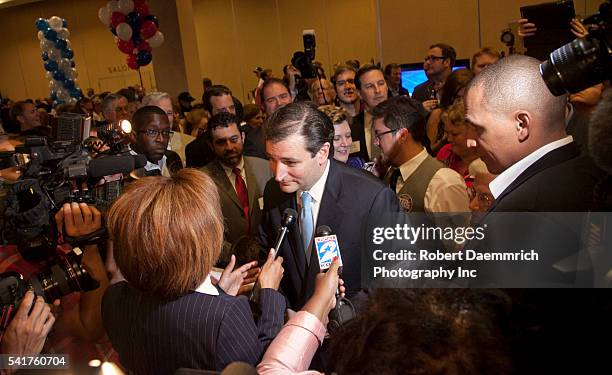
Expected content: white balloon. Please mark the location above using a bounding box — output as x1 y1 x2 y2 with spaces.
59 58 70 70
49 80 59 91
98 6 111 25
66 68 77 79
65 40 72 49
49 47 62 61
46 72 54 81
148 31 164 48
37 31 44 41
42 39 54 51
48 16 63 30
116 23 132 41
68 98 77 105
118 0 134 14
57 28 70 40
108 0 120 13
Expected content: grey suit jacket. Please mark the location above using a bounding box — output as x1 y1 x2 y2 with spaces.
203 156 271 263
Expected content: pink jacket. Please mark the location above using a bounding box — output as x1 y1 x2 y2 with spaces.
257 311 326 375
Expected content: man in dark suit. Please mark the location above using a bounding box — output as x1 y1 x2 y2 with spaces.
129 105 183 177
350 64 389 163
464 55 610 374
202 112 272 265
258 101 400 311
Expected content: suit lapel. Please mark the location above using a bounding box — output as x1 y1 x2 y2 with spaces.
211 160 242 209
276 192 306 280
489 142 579 212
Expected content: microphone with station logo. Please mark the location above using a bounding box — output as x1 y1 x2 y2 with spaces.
314 225 355 334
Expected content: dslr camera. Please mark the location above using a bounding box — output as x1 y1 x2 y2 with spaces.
540 0 612 95
291 29 318 79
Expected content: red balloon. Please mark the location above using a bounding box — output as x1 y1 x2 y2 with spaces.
137 40 152 52
117 39 135 54
110 11 126 28
134 0 146 5
134 3 150 16
140 20 157 39
127 54 139 69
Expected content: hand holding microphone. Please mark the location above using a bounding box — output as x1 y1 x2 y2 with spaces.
303 261 344 325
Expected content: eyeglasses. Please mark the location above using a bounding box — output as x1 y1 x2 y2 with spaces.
374 129 398 141
424 55 446 63
467 186 493 207
139 129 173 138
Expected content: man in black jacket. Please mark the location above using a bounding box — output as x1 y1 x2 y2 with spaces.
258 101 399 311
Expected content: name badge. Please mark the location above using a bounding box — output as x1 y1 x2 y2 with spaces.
258 197 264 210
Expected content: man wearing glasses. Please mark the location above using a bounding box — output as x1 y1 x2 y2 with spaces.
412 43 456 110
372 96 469 213
129 105 183 177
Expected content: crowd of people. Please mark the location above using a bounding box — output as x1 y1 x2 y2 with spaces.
0 13 610 375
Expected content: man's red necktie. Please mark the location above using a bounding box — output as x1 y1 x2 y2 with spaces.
233 167 250 234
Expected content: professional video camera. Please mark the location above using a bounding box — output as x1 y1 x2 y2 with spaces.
540 0 612 95
291 29 318 79
0 113 145 327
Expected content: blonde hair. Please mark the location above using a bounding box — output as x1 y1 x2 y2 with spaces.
317 105 349 125
106 169 223 300
184 108 208 135
441 99 466 127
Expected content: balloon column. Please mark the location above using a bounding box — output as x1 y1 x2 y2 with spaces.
98 0 164 70
36 16 83 106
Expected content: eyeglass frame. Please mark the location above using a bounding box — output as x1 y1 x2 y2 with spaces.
424 55 447 63
374 128 399 142
138 129 174 139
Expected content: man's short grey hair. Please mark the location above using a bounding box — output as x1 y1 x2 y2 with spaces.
142 92 171 106
101 93 125 117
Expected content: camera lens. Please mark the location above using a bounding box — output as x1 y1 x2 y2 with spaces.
540 37 609 96
29 250 99 303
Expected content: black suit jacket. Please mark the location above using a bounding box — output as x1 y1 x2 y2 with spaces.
102 282 285 374
257 159 400 310
411 80 435 102
349 111 370 163
469 142 606 287
185 136 215 168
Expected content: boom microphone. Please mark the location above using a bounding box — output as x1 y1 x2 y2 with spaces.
87 155 146 178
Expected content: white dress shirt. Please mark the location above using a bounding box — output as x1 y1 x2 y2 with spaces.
397 148 470 213
490 136 573 199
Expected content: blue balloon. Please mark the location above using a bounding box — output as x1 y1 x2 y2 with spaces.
50 93 58 101
53 71 66 81
70 88 81 98
44 60 58 72
61 48 74 59
64 80 75 90
144 15 159 28
62 19 67 28
55 39 67 50
136 50 152 66
41 52 49 61
132 33 142 45
126 11 141 30
44 27 57 41
35 18 49 31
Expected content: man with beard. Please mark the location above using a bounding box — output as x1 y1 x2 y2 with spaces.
202 112 271 264
372 96 469 213
412 43 456 112
129 106 183 177
332 65 361 117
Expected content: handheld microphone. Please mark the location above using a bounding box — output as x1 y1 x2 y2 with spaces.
272 208 298 257
314 225 355 334
250 208 297 304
